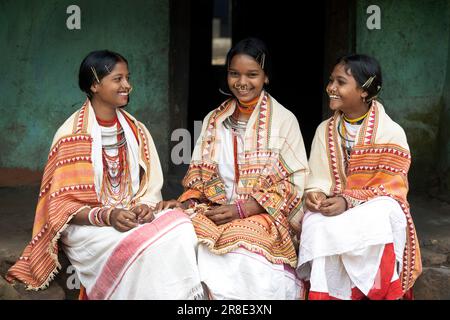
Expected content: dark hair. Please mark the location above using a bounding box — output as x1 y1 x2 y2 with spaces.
78 50 128 98
336 54 382 102
220 37 271 96
226 37 271 78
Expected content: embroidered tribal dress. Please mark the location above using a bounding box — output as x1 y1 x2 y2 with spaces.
179 91 309 299
296 101 422 300
6 100 203 299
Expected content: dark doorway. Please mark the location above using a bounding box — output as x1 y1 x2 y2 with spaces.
185 0 326 155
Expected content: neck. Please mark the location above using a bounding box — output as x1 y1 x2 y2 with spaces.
91 97 117 121
342 102 370 122
233 107 251 121
235 93 262 119
238 95 260 107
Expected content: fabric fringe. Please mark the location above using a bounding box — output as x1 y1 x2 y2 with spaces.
24 206 89 291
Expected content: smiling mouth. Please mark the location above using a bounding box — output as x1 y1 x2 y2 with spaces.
329 94 340 100
118 92 129 96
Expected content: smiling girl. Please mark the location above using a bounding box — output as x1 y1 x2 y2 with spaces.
6 50 203 299
296 54 422 300
158 37 309 299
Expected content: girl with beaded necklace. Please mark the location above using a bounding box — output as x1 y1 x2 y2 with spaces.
7 50 203 299
296 54 422 300
158 37 309 299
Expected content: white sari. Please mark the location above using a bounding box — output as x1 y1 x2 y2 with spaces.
59 102 203 299
197 123 304 300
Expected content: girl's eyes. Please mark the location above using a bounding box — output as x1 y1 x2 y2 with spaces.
328 79 345 86
228 72 259 77
113 77 130 82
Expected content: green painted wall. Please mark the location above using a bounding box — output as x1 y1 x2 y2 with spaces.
356 0 450 192
0 0 170 176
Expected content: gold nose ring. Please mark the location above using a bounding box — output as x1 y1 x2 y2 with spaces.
234 83 247 90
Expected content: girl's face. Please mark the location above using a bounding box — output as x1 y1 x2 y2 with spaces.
326 63 368 114
227 53 268 103
91 61 131 108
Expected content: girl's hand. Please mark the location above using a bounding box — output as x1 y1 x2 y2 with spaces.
154 199 184 213
110 208 139 232
131 204 154 224
305 192 327 212
319 196 347 216
204 205 239 225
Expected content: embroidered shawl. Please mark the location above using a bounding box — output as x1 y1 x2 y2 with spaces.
306 101 422 292
179 92 309 267
6 100 163 290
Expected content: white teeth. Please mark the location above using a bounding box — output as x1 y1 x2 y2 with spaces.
329 95 340 99
118 92 128 96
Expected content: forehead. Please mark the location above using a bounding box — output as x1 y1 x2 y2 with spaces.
109 61 129 74
229 53 261 70
332 62 353 78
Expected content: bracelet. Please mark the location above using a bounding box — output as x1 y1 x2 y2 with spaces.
88 207 113 227
87 207 98 225
103 207 114 226
188 199 198 209
235 199 247 219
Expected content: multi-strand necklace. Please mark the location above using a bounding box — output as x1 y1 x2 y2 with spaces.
222 97 260 200
97 116 132 208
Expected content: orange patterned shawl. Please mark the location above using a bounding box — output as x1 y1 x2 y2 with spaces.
6 101 160 290
179 92 309 267
306 101 422 292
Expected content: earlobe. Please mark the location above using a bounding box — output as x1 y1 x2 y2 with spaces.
90 83 98 94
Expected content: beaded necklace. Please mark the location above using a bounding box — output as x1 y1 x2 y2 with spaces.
97 117 132 207
338 111 368 171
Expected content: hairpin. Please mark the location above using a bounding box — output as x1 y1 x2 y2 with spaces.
362 75 376 89
258 53 266 69
90 66 100 83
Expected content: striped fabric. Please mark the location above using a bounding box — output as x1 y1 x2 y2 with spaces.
179 92 309 267
6 100 158 290
306 101 422 293
6 133 100 289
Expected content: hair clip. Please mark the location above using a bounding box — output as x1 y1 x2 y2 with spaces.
90 66 100 83
258 53 266 69
104 64 111 73
362 75 376 89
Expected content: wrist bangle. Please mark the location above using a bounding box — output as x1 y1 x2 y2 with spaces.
87 207 97 225
105 207 114 226
188 199 198 209
235 200 247 219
